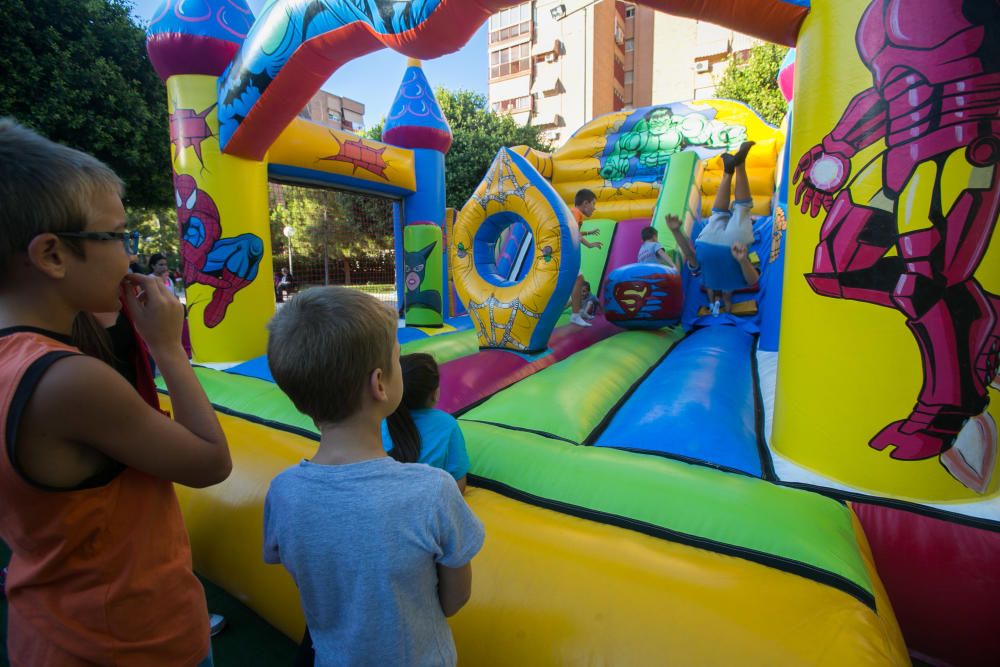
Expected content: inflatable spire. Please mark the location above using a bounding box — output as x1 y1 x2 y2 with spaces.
146 0 254 80
382 59 453 154
382 59 451 327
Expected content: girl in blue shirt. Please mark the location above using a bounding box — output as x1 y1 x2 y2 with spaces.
383 353 470 492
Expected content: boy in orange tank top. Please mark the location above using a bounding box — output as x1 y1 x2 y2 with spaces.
569 189 603 327
0 118 231 666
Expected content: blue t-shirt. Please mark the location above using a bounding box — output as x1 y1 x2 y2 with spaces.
263 457 485 667
381 408 470 480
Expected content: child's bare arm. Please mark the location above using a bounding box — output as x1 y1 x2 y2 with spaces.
437 562 473 616
656 248 677 269
664 215 698 269
731 243 759 286
19 274 229 488
582 238 603 250
23 356 230 488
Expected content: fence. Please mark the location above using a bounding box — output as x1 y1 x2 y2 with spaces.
269 182 397 310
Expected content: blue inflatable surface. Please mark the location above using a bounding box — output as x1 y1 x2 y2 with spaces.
592 325 764 477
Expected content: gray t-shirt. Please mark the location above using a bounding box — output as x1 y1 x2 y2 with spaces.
637 240 664 264
263 456 485 667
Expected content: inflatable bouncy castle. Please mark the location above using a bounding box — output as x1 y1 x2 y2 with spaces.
145 1 999 665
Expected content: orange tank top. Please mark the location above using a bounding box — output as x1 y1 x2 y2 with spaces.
0 328 209 666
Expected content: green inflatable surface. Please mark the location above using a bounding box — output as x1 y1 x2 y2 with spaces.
461 419 874 601
461 330 681 443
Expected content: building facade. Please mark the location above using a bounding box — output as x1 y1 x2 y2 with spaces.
299 90 366 133
487 1 759 146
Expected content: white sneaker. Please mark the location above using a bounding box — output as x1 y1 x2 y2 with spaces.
209 613 227 637
570 314 592 327
710 300 721 317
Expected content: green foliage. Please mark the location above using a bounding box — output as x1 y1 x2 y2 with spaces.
268 183 393 284
714 43 789 127
0 0 171 209
127 206 180 269
367 89 550 209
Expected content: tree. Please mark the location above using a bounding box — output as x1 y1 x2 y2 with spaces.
0 0 172 209
367 88 550 209
714 43 789 127
268 183 393 285
128 206 180 269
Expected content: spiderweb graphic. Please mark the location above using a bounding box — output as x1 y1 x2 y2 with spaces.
467 294 541 350
473 152 531 209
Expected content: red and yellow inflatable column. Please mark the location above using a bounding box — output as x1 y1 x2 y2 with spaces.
147 2 272 363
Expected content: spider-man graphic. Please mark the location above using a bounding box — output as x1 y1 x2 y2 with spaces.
793 0 1000 468
174 173 263 328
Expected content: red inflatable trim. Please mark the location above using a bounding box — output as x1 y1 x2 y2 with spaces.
223 0 807 160
851 501 1000 667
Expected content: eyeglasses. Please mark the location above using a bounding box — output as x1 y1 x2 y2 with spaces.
54 230 140 255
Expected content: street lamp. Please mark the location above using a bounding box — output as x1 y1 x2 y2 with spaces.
283 225 295 275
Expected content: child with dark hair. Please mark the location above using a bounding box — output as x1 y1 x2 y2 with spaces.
637 226 679 273
569 188 603 327
580 281 601 321
383 353 469 492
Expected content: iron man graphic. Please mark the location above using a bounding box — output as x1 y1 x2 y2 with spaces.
793 0 999 488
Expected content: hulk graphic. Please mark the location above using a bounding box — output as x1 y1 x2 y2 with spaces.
599 105 748 184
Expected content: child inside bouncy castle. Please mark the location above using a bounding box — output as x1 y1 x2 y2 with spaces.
383 352 470 492
580 281 601 321
667 141 760 316
569 189 604 327
637 226 680 274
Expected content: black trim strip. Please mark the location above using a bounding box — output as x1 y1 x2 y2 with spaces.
458 418 579 445
168 390 888 608
776 481 1000 533
581 329 686 446
6 351 125 491
605 445 765 479
468 473 878 612
157 388 321 443
0 326 73 344
749 336 777 481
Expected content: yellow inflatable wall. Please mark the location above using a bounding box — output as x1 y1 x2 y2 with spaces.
773 1 1000 503
167 398 908 666
516 99 784 222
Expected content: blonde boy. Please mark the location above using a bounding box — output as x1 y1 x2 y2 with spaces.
264 287 484 666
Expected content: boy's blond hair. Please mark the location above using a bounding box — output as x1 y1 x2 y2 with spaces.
267 287 398 424
0 118 123 277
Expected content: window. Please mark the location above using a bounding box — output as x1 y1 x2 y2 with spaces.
489 2 531 44
493 96 532 113
327 110 341 122
614 20 624 45
624 39 634 52
625 5 635 18
624 70 633 85
490 43 531 80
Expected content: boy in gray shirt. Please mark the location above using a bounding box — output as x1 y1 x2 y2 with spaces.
263 288 485 667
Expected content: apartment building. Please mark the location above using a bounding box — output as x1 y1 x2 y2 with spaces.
299 90 366 133
487 1 759 146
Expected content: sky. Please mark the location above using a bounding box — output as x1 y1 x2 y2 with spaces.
130 0 488 126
